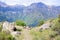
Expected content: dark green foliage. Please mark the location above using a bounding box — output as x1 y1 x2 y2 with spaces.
38 20 44 26
15 20 26 26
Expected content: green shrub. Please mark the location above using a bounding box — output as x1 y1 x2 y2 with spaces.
54 35 60 40
38 20 44 26
51 19 60 33
0 32 14 40
15 20 26 26
30 29 58 40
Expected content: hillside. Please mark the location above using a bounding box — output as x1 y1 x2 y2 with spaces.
30 16 60 40
0 15 60 40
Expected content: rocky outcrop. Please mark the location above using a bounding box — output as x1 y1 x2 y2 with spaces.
2 21 21 39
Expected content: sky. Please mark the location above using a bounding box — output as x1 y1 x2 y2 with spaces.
0 0 60 6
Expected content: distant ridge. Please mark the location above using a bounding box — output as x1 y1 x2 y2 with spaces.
0 1 60 26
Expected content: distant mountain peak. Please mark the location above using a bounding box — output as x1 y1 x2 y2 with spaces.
31 2 45 5
0 1 60 26
37 2 45 5
30 2 47 8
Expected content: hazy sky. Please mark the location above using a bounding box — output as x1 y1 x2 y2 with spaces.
0 0 60 6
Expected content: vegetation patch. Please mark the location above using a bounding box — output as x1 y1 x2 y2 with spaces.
15 20 26 27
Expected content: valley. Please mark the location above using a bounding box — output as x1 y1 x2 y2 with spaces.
0 1 60 40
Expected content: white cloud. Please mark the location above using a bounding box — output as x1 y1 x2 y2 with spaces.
0 0 60 6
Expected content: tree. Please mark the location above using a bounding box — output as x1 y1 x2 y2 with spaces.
15 20 26 26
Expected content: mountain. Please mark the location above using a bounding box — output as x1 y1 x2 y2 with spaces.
0 1 7 7
0 2 60 26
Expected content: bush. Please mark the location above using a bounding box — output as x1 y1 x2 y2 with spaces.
0 32 14 40
15 20 26 26
54 35 60 40
30 29 58 40
38 20 44 26
51 19 60 33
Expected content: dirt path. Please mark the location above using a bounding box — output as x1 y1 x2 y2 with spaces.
22 29 32 40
